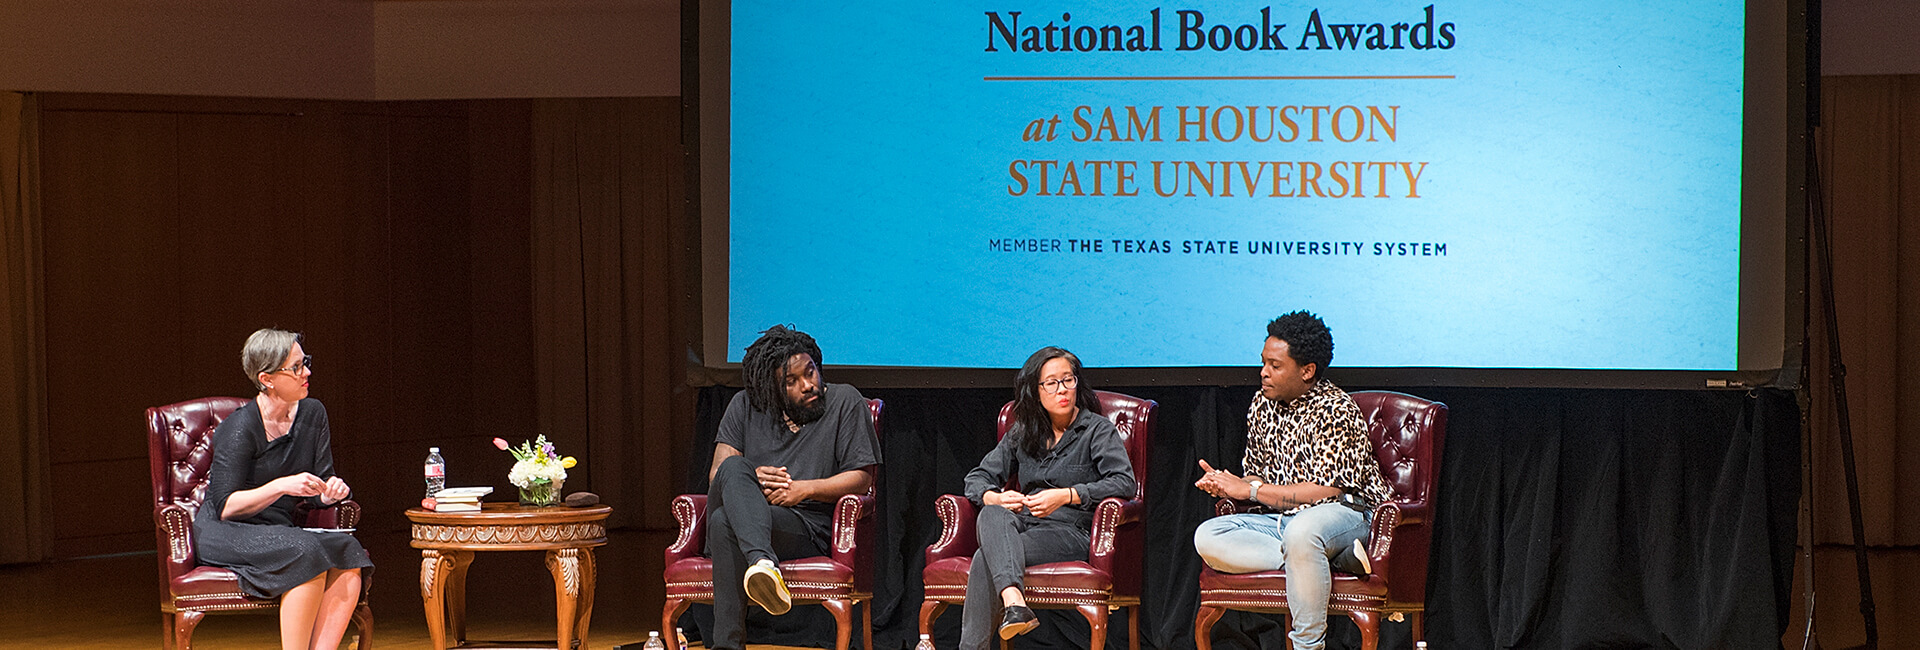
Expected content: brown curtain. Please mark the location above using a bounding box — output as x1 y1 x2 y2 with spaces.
1810 75 1920 546
531 97 693 530
0 91 49 563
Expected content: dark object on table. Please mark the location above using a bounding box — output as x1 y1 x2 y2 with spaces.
564 491 600 507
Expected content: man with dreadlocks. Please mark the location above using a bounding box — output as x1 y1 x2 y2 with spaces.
703 325 880 650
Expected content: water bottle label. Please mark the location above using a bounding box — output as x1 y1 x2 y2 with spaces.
425 464 444 477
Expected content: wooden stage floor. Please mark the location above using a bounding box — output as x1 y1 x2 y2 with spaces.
0 528 813 650
5 526 1915 649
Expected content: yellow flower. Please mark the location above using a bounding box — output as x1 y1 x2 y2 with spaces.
561 456 577 469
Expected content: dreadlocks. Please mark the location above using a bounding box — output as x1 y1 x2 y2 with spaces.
741 324 823 416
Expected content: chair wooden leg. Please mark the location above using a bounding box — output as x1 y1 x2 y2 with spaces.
353 602 374 650
1077 603 1109 650
1349 610 1380 650
173 610 204 650
662 597 691 647
919 600 947 636
862 599 874 650
1412 610 1424 644
1193 605 1224 650
1127 605 1139 650
822 599 854 650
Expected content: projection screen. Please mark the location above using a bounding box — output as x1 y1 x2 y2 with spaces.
694 0 1806 388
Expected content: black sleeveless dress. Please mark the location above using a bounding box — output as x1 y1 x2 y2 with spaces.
191 398 373 598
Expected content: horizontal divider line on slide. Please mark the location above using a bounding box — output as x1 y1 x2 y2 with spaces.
982 74 1457 81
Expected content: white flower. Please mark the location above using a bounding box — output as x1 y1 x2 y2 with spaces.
508 458 568 489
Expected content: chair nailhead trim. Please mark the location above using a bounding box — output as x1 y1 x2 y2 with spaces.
666 580 854 591
174 602 279 612
669 499 698 552
834 499 859 553
932 499 961 551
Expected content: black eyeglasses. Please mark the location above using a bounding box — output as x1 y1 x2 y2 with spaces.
270 355 313 374
1039 375 1078 394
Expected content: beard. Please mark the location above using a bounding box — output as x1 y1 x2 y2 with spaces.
783 389 827 426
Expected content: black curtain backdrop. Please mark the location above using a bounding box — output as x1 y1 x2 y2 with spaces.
673 384 1799 650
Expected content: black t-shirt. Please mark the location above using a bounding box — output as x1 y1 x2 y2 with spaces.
715 383 882 519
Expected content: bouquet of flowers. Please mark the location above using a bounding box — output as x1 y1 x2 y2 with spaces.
493 435 577 506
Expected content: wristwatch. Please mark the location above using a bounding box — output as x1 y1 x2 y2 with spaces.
1247 477 1264 502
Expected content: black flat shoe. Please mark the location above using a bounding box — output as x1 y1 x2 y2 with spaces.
998 605 1039 639
1332 538 1373 576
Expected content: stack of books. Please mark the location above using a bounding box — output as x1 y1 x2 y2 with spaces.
422 486 494 512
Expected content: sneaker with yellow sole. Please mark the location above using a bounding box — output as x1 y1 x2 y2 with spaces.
744 559 792 615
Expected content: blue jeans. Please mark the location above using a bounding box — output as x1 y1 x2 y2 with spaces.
1192 503 1370 650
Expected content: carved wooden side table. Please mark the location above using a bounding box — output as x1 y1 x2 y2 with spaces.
407 503 613 649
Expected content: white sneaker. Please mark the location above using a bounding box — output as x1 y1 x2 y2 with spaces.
744 559 792 615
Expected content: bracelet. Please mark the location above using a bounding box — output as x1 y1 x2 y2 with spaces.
1248 482 1261 503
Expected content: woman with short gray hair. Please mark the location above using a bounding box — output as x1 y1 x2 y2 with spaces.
192 328 372 650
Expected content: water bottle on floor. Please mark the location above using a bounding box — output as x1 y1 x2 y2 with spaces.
675 627 689 650
424 447 446 498
641 630 666 650
915 633 935 650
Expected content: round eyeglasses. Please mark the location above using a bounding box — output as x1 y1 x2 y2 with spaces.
270 355 313 375
1039 375 1078 394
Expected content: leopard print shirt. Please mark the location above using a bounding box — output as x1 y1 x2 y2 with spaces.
1243 380 1393 515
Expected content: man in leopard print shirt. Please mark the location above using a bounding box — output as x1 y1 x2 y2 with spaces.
1192 311 1392 650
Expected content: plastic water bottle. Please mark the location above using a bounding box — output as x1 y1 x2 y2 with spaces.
915 633 935 650
1415 643 1428 650
424 447 446 498
640 630 666 650
675 627 689 650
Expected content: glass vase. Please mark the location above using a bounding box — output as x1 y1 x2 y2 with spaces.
518 479 562 506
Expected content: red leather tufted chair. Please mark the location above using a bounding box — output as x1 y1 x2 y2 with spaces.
146 397 373 650
663 398 884 650
1193 390 1447 650
919 390 1156 650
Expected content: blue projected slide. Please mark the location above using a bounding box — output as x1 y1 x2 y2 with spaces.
728 1 1745 370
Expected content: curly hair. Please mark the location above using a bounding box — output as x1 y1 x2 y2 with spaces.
1009 346 1103 459
1266 310 1334 371
741 324 823 414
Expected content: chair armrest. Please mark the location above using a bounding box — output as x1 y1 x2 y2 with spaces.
335 500 362 529
1214 497 1265 516
833 493 877 591
296 499 361 529
154 504 196 586
925 494 979 565
1364 501 1404 578
1087 497 1145 574
665 494 708 565
1394 499 1428 527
